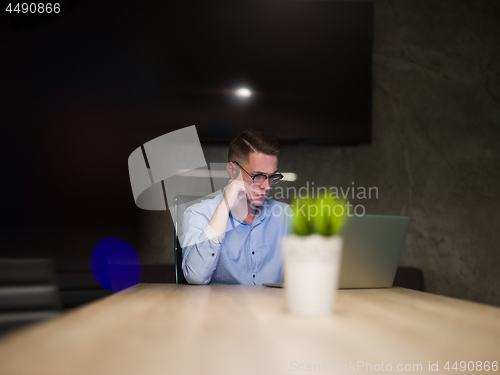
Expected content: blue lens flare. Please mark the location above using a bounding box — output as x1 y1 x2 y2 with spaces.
90 237 142 292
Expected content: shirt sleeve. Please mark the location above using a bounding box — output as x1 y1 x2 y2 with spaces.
180 206 224 285
203 224 226 244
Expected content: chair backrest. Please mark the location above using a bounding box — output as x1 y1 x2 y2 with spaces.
392 266 425 291
0 258 61 335
173 195 205 284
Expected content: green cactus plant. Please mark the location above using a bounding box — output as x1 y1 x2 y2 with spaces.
291 194 349 236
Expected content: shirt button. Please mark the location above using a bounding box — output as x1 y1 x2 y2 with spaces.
252 251 255 255
211 253 215 256
253 274 255 278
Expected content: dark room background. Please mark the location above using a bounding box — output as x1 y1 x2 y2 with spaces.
1 0 499 306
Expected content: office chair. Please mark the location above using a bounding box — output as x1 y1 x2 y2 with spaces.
173 195 205 284
0 258 61 335
55 260 113 309
393 266 425 291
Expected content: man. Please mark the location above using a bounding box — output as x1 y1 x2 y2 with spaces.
180 129 292 285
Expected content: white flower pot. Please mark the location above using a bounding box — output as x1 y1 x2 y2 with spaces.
281 234 343 315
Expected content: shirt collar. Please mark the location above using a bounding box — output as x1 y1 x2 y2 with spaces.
234 198 269 226
218 188 269 225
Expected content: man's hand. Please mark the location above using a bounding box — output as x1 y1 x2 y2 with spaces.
207 170 249 236
223 172 248 210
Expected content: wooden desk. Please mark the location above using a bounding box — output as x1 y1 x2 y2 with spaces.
0 284 499 374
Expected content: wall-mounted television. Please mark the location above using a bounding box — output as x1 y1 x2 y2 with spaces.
160 0 374 144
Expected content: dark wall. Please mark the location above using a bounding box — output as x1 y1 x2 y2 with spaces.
2 1 499 305
142 0 500 306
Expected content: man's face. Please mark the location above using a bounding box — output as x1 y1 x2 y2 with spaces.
239 152 278 208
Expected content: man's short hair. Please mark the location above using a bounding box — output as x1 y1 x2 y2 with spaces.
228 129 282 163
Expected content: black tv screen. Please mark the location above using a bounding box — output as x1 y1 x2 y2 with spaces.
160 0 374 144
3 0 373 150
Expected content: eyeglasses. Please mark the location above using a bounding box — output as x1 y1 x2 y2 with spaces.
232 161 284 186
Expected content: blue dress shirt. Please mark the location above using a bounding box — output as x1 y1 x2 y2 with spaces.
180 191 292 285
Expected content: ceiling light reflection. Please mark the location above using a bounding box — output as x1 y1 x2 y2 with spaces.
235 88 252 97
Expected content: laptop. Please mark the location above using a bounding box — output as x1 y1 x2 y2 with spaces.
264 214 410 289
